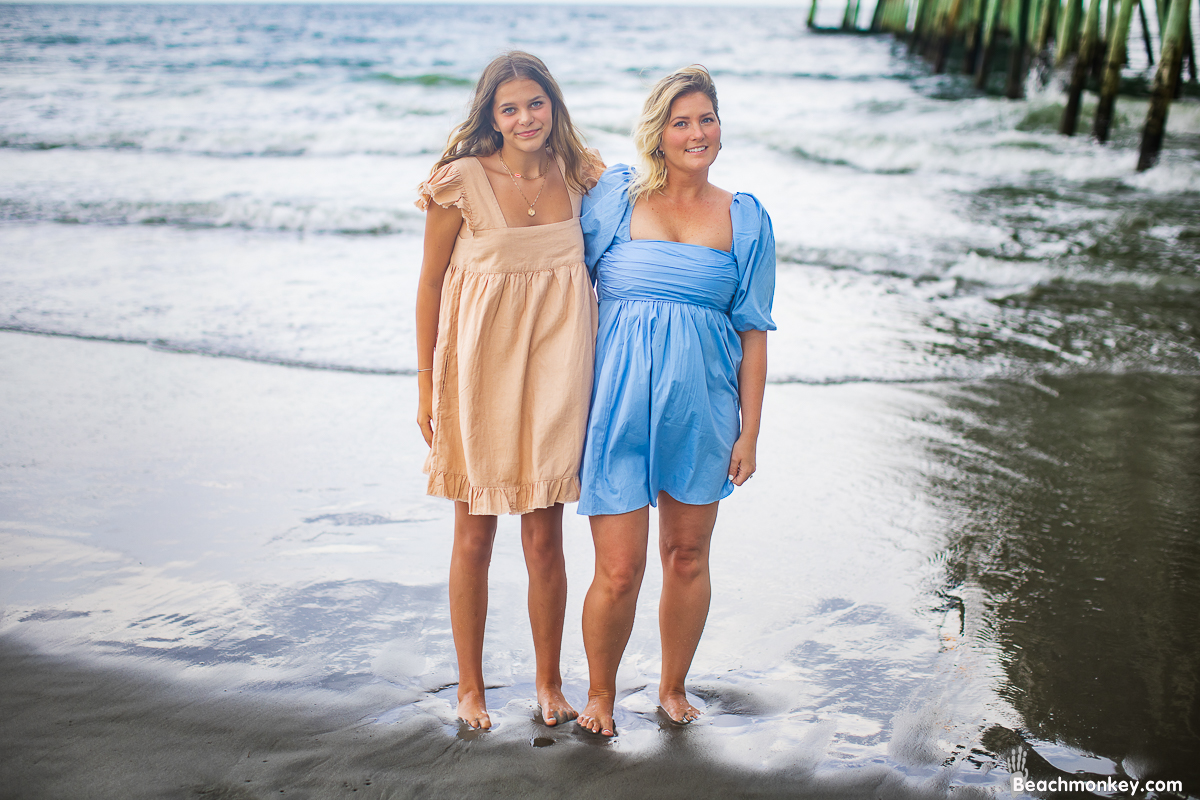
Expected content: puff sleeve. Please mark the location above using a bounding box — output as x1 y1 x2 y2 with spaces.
580 164 635 281
729 193 777 332
415 160 476 230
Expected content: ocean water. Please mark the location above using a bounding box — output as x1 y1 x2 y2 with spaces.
1 4 1199 799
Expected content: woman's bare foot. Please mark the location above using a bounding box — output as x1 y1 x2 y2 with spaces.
576 694 616 736
457 688 491 730
659 688 700 724
537 685 577 726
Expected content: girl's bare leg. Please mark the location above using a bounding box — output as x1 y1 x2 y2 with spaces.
520 503 576 725
579 506 650 736
449 502 498 729
657 492 718 723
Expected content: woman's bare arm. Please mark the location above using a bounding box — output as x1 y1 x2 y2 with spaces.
415 202 464 446
728 329 767 485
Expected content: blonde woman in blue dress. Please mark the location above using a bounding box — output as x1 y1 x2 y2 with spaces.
576 66 776 736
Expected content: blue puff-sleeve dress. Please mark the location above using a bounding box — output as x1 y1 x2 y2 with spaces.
577 165 776 516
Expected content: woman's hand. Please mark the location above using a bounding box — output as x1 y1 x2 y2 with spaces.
417 372 435 447
730 328 767 487
728 435 757 485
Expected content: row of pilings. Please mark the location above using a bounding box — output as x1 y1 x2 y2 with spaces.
809 0 1199 170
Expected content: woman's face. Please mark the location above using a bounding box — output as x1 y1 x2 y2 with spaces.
659 91 720 173
492 78 553 153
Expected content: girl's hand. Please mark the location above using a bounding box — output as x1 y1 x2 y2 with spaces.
417 374 434 447
727 435 757 486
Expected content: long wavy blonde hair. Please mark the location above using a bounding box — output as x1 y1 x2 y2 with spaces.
429 51 597 194
629 65 720 204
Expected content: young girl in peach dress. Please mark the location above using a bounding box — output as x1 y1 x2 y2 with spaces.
414 51 603 730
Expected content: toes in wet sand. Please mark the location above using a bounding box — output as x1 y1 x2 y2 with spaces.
537 686 577 727
456 690 492 731
659 690 701 725
577 696 616 737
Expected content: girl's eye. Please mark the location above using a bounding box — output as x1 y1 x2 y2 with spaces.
531 100 543 108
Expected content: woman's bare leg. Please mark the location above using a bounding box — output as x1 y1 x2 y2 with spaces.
449 502 497 729
578 506 650 736
657 492 718 723
520 503 576 725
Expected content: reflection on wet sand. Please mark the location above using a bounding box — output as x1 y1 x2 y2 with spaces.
930 374 1200 793
4 330 1200 797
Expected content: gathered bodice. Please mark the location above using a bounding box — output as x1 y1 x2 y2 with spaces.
595 202 739 313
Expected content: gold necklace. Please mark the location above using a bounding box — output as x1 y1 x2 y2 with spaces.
497 150 548 217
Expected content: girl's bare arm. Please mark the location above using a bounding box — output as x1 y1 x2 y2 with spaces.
415 202 464 446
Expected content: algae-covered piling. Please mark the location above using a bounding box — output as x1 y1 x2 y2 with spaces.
1137 0 1191 168
808 0 1198 171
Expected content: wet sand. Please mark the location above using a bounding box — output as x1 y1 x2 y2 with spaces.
2 330 1198 799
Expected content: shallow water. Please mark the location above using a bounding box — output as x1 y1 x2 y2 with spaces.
1 4 1199 798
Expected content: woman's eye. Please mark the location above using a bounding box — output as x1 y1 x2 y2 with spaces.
531 100 543 108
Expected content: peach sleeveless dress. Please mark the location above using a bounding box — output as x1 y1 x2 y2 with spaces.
415 156 598 515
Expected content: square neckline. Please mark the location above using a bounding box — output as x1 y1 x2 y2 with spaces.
622 193 737 256
467 155 580 230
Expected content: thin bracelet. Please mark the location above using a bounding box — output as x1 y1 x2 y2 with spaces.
417 368 433 372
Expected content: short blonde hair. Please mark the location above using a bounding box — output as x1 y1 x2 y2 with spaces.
629 65 720 204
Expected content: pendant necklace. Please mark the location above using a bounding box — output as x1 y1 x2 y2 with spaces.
498 150 548 217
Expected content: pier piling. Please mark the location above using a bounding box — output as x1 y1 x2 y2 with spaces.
1061 0 1103 133
1093 0 1137 142
1137 0 1190 168
814 0 1197 172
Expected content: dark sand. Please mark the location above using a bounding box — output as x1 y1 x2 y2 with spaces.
3 331 1198 799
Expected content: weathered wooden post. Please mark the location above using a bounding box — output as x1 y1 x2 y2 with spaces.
975 0 1006 88
964 0 989 72
843 0 862 30
911 0 940 53
1094 0 1136 142
1056 0 1085 64
1061 0 1102 133
870 0 890 31
1006 0 1034 96
1033 0 1060 57
1137 0 1155 64
889 0 914 33
936 0 967 71
909 0 928 50
1137 0 1190 169
1186 14 1198 84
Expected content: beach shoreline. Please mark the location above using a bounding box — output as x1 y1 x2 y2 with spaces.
4 328 1199 798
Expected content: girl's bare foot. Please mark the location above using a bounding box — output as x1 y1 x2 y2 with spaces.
537 685 577 726
659 688 700 724
577 694 616 736
457 689 491 730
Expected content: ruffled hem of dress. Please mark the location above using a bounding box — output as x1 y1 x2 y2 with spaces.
426 470 581 516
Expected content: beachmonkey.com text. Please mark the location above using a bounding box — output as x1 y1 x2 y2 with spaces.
1012 776 1184 795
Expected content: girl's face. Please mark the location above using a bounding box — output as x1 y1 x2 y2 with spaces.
492 78 553 153
659 91 720 173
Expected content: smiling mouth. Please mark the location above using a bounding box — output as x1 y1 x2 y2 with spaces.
517 129 542 138
684 145 708 153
